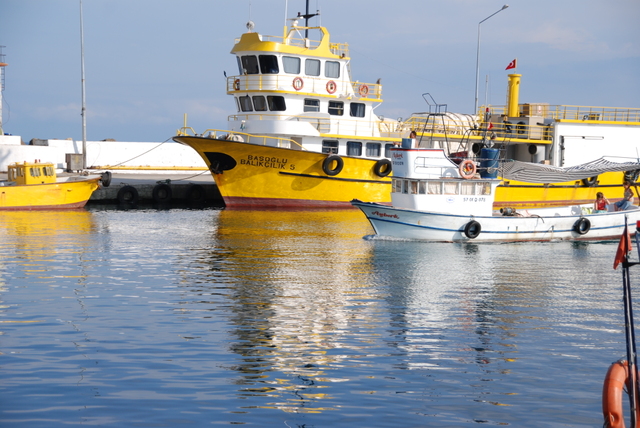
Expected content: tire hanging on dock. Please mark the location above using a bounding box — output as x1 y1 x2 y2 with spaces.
117 185 139 205
152 183 172 203
100 171 112 188
186 184 205 202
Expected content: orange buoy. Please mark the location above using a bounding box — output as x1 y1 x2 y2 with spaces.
458 159 476 179
603 360 640 428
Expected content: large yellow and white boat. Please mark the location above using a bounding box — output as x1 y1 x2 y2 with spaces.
0 161 105 210
173 5 640 209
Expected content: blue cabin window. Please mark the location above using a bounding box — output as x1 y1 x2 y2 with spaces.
350 103 365 118
322 140 339 154
283 56 300 74
304 99 320 112
325 61 340 78
366 142 381 157
267 96 286 111
259 55 279 74
347 141 362 156
253 96 267 111
305 59 321 76
240 56 259 74
328 101 343 116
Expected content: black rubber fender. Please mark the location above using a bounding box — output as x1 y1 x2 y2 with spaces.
186 184 205 202
322 155 344 176
581 176 598 187
373 159 392 177
100 171 112 188
573 217 591 235
463 220 482 239
117 185 139 205
152 183 172 203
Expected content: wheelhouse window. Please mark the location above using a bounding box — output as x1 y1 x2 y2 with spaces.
283 56 301 74
322 140 339 154
259 55 279 74
304 99 320 112
328 101 344 116
267 96 286 111
366 142 381 157
347 141 362 156
240 55 259 74
392 179 402 193
305 59 321 76
350 103 365 118
384 143 394 158
325 61 340 78
252 96 267 111
239 96 253 112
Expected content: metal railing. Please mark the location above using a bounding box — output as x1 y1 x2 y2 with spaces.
174 127 305 150
487 104 640 123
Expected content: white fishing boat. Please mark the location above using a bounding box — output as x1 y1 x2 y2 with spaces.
351 147 640 243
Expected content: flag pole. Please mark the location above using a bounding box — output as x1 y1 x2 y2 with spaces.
622 217 639 426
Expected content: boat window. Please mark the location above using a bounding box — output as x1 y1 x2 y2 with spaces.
328 101 343 116
461 182 476 195
283 56 301 74
350 103 365 118
325 61 340 78
402 180 409 194
304 99 320 112
322 140 339 154
366 142 381 157
428 182 441 194
393 179 402 193
481 182 492 195
240 55 259 74
267 96 286 111
347 141 362 156
252 96 267 111
239 96 253 112
44 166 54 176
384 143 394 158
410 181 419 194
419 181 426 194
443 181 458 195
258 55 279 74
305 59 321 76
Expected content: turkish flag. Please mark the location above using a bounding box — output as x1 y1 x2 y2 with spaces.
505 59 517 70
614 223 632 269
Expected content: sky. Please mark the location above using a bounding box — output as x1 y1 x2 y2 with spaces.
0 0 639 143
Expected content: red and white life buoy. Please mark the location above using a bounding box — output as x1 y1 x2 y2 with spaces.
326 80 337 94
359 84 369 97
233 79 240 91
602 360 640 428
293 77 304 91
459 160 476 179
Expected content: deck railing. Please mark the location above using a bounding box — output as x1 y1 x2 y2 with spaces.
175 128 304 150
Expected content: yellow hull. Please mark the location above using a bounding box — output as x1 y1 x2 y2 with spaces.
0 178 101 210
175 136 630 209
174 136 392 208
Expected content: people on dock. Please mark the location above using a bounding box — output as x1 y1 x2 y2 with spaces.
594 192 610 213
614 181 635 211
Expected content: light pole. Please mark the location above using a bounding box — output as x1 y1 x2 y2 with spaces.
474 4 509 114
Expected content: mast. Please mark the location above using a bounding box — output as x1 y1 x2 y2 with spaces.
79 0 87 170
298 0 319 38
0 46 6 136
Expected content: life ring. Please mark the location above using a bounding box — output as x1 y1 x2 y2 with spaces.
117 185 139 205
459 160 476 179
463 220 481 239
100 171 112 188
373 159 392 177
293 77 304 91
602 360 640 428
152 183 172 203
186 184 205 202
322 155 344 176
326 80 337 94
573 217 591 235
359 84 369 97
233 79 240 91
582 176 598 187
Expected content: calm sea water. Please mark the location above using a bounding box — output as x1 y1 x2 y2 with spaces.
0 206 635 427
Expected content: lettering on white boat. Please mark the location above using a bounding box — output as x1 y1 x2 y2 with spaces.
392 152 404 166
371 210 399 219
241 155 294 170
463 197 486 202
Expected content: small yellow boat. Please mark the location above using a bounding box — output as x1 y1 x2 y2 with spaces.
0 161 106 210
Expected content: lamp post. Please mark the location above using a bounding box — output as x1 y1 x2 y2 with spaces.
474 4 509 114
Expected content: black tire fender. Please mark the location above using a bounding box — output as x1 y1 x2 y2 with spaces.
373 159 392 177
573 217 591 235
117 185 139 205
186 184 205 202
100 171 112 188
463 220 482 239
581 176 598 187
322 155 344 176
152 183 172 203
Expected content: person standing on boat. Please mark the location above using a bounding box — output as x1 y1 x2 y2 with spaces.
594 192 610 213
614 181 634 211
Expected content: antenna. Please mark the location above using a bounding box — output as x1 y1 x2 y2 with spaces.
0 46 6 136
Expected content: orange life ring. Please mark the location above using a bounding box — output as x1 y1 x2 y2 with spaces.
459 160 476 179
233 79 240 91
326 80 336 94
293 77 304 91
359 84 369 97
603 360 640 428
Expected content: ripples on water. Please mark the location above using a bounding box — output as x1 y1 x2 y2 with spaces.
0 207 631 427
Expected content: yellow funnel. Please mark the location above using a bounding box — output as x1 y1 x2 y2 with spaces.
507 74 521 117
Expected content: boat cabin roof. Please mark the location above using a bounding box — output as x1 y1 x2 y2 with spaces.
8 161 57 185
